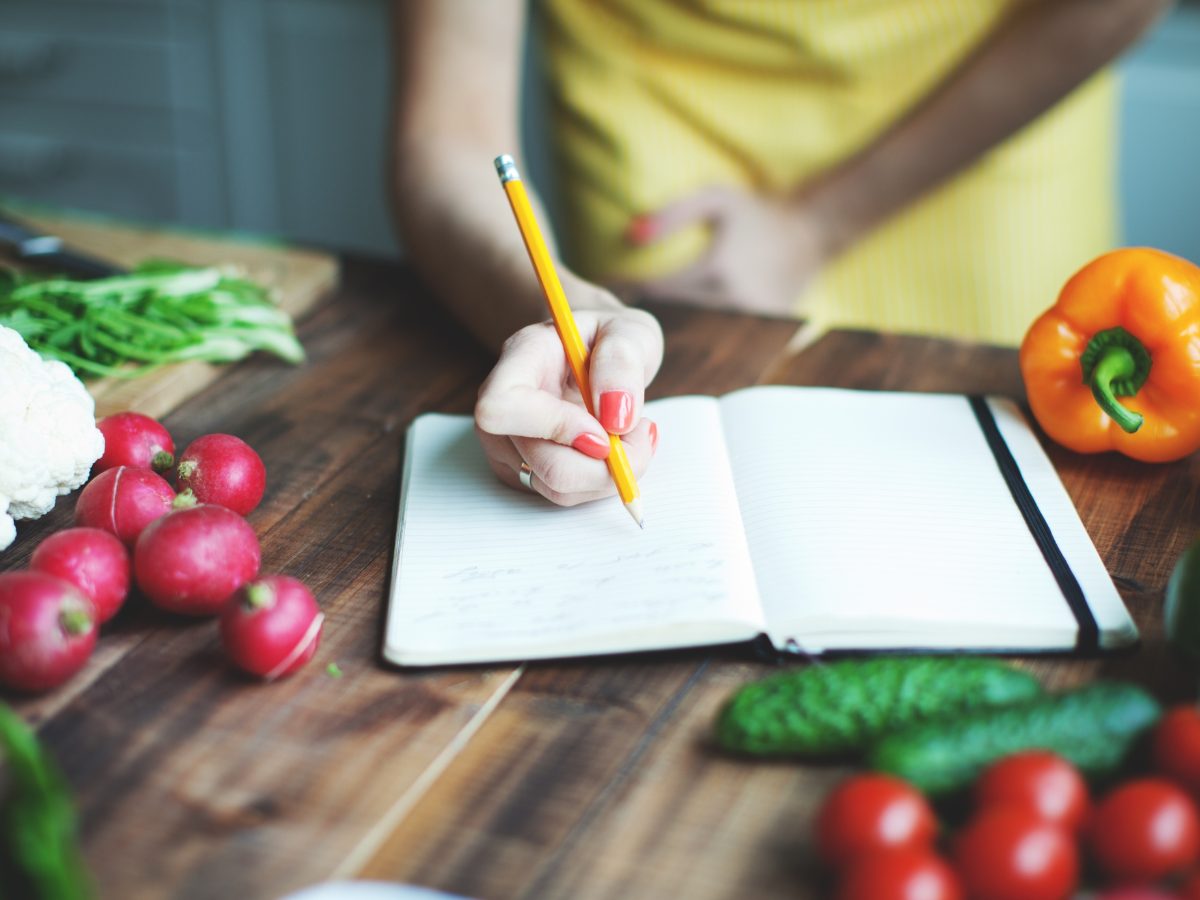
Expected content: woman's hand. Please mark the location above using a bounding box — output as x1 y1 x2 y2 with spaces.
474 304 664 506
624 186 831 316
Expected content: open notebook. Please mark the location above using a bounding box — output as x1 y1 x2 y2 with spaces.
384 386 1137 667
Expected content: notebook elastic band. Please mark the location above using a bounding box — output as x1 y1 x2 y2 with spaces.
969 396 1099 652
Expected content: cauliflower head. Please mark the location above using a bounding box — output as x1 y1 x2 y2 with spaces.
0 325 104 550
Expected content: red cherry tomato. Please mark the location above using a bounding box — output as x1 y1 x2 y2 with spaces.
1088 778 1200 884
975 751 1091 832
1152 706 1200 798
836 848 962 900
816 774 938 868
953 807 1078 900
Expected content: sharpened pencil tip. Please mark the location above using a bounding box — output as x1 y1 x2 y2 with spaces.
624 497 645 529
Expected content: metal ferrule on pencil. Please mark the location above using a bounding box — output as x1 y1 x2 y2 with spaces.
494 154 520 184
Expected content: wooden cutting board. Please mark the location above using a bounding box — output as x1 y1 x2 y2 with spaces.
4 211 339 419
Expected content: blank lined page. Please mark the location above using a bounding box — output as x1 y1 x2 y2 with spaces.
384 396 764 666
718 387 1095 651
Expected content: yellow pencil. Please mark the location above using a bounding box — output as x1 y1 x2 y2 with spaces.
494 153 645 528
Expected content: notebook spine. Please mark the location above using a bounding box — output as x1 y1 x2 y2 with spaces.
753 634 818 664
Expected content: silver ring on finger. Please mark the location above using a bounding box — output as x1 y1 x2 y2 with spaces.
518 461 535 492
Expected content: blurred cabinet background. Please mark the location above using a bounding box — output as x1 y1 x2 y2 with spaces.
0 0 399 255
1117 2 1200 264
1 0 1198 263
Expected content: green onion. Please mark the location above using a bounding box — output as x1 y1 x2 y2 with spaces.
0 260 305 379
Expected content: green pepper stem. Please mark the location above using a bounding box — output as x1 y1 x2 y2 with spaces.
1079 327 1152 435
1090 345 1145 433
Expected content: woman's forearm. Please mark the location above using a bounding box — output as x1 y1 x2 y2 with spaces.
803 0 1173 258
390 0 621 352
393 144 554 350
394 150 623 351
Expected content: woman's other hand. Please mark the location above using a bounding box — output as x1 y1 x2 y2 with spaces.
622 186 832 316
474 302 664 506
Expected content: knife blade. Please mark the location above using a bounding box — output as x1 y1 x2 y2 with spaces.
0 214 127 279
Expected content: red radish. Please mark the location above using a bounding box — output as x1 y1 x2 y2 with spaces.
175 433 266 516
75 466 176 546
220 575 324 679
134 504 260 615
0 571 97 693
30 527 131 624
94 411 175 475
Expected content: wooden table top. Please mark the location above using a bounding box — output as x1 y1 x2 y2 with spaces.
3 255 1196 900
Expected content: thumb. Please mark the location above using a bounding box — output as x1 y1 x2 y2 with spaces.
630 186 735 245
587 309 663 436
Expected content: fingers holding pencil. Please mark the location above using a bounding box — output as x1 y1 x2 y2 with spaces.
495 154 653 527
587 307 662 436
477 423 656 506
474 312 659 506
512 422 656 500
477 319 613 451
477 309 660 438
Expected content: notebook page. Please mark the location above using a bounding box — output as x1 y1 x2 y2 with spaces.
384 396 764 666
717 387 1082 650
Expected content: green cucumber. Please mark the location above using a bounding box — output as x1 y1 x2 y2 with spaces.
1166 538 1200 668
714 656 1043 757
869 680 1161 794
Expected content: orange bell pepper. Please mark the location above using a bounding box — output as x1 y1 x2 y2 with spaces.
1019 247 1200 463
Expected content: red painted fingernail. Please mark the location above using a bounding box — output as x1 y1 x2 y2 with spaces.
572 433 611 460
599 391 634 432
649 421 658 452
626 215 657 245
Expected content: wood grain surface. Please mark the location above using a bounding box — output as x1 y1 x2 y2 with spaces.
2 211 339 419
1 256 1196 900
